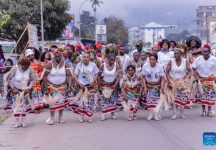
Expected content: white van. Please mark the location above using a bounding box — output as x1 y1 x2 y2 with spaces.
0 41 19 67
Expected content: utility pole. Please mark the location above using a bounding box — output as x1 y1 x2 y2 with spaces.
94 6 97 42
205 14 209 43
40 0 44 52
79 0 89 41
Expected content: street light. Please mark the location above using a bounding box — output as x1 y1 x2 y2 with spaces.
40 0 44 52
79 0 89 40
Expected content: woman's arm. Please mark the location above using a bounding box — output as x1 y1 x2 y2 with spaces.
98 64 104 90
113 64 121 88
28 68 36 89
166 60 172 83
65 63 72 88
92 74 98 86
142 75 148 94
193 68 201 81
160 77 165 94
120 78 126 96
138 76 143 98
43 62 52 85
7 66 17 89
184 60 192 79
74 74 84 89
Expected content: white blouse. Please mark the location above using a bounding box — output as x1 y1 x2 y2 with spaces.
169 58 187 80
12 65 30 90
118 54 131 72
75 62 99 85
102 62 117 83
142 63 164 83
158 50 174 67
192 55 216 77
47 61 66 85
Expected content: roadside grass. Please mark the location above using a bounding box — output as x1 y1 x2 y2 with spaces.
0 100 11 124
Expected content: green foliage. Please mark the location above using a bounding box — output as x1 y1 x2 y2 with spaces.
90 0 103 11
0 0 71 40
103 16 128 45
104 45 119 57
166 30 191 43
0 12 10 29
80 11 96 39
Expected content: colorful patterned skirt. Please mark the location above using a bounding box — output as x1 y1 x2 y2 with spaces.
144 84 161 110
115 84 122 108
190 76 197 103
68 82 80 114
32 81 44 110
172 79 191 107
140 91 146 107
47 85 68 111
196 76 216 106
124 85 140 114
76 86 97 119
12 93 32 118
101 85 118 114
174 90 191 107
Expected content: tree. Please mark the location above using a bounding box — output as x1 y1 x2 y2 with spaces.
0 12 10 29
103 16 128 45
89 0 103 40
90 0 103 18
166 33 180 42
166 30 191 43
80 11 96 39
0 0 70 41
179 30 191 43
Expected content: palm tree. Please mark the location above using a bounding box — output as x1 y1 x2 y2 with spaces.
90 0 103 12
89 0 103 39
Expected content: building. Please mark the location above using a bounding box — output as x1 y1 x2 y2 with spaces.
196 6 216 43
140 22 166 45
128 22 177 46
128 27 144 46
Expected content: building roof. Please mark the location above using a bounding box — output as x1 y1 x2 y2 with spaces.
145 22 163 28
129 26 139 31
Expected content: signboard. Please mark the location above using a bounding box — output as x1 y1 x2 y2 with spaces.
96 25 106 34
166 25 178 29
96 25 107 43
62 15 75 38
208 18 216 44
97 34 107 42
27 22 39 49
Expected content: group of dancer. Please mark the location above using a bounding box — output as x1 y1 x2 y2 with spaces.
3 36 216 128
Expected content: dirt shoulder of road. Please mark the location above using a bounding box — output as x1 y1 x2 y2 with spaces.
0 109 11 124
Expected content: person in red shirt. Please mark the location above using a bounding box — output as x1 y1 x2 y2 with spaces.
25 48 44 113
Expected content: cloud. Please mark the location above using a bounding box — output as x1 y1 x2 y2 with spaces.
69 0 216 30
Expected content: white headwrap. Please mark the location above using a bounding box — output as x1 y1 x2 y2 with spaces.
24 49 34 57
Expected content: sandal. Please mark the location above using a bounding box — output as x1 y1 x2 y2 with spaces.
14 123 20 128
101 114 106 121
207 111 213 117
201 111 206 117
133 114 138 120
79 116 84 123
128 116 133 121
87 118 93 123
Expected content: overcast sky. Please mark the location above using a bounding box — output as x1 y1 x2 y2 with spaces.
69 0 216 31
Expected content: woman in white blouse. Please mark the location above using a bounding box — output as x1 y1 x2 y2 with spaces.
142 54 165 121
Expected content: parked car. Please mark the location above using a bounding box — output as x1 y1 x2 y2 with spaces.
0 41 19 67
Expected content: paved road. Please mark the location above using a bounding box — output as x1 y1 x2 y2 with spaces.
0 106 216 150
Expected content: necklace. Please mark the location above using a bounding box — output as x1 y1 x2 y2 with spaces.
106 61 115 71
127 74 137 88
